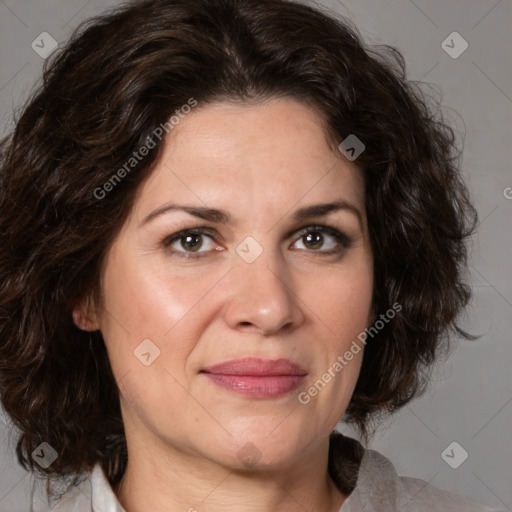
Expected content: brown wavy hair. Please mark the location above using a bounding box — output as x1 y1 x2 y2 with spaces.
0 0 477 494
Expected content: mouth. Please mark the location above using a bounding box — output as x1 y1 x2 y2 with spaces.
200 357 308 399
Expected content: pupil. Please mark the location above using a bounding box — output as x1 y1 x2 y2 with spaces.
305 232 322 249
183 234 201 251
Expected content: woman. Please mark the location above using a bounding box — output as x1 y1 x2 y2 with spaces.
0 0 506 510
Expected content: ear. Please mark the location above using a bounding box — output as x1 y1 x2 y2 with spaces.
72 295 100 332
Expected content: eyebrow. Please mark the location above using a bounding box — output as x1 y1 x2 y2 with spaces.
139 199 364 229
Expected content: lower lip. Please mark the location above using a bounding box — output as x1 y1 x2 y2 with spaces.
202 373 306 398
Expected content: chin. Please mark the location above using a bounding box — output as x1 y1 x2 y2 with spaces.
208 429 306 472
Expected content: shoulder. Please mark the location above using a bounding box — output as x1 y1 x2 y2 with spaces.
354 448 503 511
328 432 506 512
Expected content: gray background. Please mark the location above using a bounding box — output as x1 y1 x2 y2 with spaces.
0 0 511 510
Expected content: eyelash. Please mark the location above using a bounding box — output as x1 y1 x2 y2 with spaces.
162 225 353 260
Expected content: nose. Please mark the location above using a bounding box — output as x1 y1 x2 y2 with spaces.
222 247 305 336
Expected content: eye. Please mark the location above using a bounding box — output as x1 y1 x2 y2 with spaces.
290 225 352 255
162 225 352 259
162 228 217 258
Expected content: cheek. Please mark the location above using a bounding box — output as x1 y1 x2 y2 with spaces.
309 266 373 341
101 253 201 338
98 254 220 390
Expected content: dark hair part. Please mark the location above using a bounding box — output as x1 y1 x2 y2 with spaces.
0 0 476 494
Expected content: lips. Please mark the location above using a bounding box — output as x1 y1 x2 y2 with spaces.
200 357 307 399
201 357 307 376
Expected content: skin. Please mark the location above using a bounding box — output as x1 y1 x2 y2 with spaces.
73 97 374 512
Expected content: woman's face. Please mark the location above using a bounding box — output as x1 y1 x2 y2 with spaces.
75 97 374 471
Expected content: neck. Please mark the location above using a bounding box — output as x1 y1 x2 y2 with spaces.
115 435 346 512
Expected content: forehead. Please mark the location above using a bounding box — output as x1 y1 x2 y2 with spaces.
131 97 365 222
